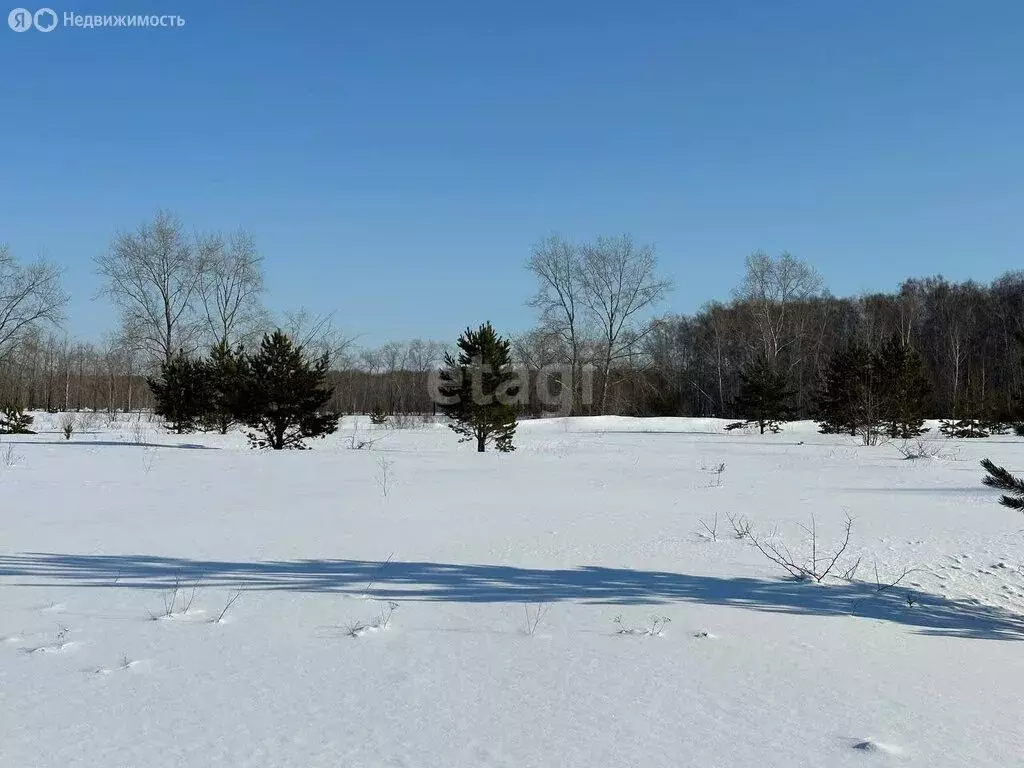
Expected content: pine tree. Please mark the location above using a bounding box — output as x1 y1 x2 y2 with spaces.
437 322 520 452
817 338 928 444
877 336 931 439
0 405 34 435
940 385 989 438
981 458 1024 510
369 405 389 425
940 416 988 438
147 351 211 434
979 399 1013 436
238 331 340 450
204 341 249 434
816 343 871 436
732 357 794 434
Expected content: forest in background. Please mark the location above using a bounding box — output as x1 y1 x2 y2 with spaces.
1 213 1022 422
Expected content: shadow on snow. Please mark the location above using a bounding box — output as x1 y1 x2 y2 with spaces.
1 553 1022 640
0 440 215 450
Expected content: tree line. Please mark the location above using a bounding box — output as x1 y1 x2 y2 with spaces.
2 213 1024 431
633 264 1024 423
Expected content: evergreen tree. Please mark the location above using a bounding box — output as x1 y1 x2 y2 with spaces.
204 340 249 435
0 405 34 435
940 417 988 438
877 336 931 438
732 357 794 434
238 331 340 450
816 343 872 436
980 404 1013 436
816 338 928 444
981 458 1024 510
147 351 211 434
940 385 990 438
437 322 520 452
850 344 889 445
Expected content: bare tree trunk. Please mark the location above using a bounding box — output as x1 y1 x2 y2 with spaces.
63 355 71 411
94 211 205 368
196 229 268 348
578 235 671 415
526 235 587 414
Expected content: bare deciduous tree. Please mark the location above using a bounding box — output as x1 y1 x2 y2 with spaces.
527 235 588 413
281 307 358 368
733 251 824 364
404 339 445 373
0 245 68 364
578 234 672 413
196 229 270 348
931 279 979 414
99 330 144 413
94 211 205 366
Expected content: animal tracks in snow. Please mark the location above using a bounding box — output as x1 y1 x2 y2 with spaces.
927 550 1024 611
692 630 718 639
20 641 77 656
17 624 78 656
849 738 905 757
91 657 145 677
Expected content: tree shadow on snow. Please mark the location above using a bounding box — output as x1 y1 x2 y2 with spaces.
594 431 809 447
0 440 215 450
2 553 1022 640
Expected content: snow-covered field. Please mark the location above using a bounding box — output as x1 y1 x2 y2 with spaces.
2 414 1023 767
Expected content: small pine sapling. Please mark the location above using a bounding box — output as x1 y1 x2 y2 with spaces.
436 322 520 452
0 405 34 435
730 357 794 435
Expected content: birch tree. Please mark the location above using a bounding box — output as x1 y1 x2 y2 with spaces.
733 251 824 364
526 235 588 413
578 234 672 413
196 229 269 348
95 211 204 367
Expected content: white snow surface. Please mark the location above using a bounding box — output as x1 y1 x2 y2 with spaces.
2 414 1024 767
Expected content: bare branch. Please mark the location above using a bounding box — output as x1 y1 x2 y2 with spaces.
745 513 855 583
577 234 672 412
196 228 269 348
0 245 68 363
698 512 719 542
94 211 205 366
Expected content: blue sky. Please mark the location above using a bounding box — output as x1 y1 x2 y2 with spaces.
2 0 1022 346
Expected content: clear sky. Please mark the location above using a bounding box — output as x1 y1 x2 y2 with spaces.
2 0 1022 346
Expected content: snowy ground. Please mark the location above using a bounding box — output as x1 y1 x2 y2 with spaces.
2 414 1023 767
